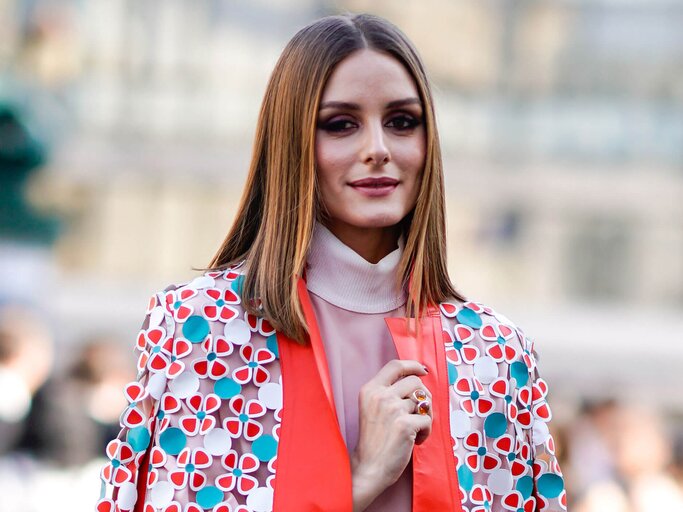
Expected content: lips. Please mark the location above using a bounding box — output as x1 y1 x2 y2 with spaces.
349 177 399 188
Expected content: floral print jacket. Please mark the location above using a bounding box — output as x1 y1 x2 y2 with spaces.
97 265 566 512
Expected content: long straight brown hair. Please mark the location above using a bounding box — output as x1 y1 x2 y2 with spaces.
209 13 466 343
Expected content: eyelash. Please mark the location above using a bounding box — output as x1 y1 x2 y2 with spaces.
319 114 422 134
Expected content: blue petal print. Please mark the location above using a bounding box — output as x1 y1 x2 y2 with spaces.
484 412 507 438
159 427 186 455
127 426 150 452
537 473 565 499
456 307 482 329
183 315 210 343
252 434 278 461
510 361 528 387
196 486 224 508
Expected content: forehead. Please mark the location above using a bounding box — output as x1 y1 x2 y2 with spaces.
320 49 420 103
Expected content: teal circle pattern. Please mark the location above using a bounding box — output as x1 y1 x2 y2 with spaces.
266 334 279 358
231 275 245 295
457 464 474 491
214 377 242 399
127 426 151 452
183 315 210 343
196 486 224 509
252 434 278 462
159 427 186 455
484 412 507 438
516 475 533 500
537 473 564 499
456 307 482 329
510 361 528 387
447 362 458 385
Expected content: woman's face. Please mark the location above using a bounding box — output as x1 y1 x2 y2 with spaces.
315 49 426 240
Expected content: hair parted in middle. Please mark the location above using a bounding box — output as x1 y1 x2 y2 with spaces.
209 13 466 343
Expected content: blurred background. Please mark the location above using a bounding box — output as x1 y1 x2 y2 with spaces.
0 0 682 510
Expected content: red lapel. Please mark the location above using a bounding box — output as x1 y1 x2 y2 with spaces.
274 279 462 511
273 278 352 511
386 306 463 512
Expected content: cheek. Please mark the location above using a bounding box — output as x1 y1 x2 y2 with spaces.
395 138 426 180
315 138 355 186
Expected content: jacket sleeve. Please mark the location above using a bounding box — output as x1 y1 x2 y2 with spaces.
96 289 171 511
96 275 281 512
517 331 567 512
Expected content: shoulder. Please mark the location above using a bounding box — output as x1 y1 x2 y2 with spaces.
438 297 536 366
136 262 279 385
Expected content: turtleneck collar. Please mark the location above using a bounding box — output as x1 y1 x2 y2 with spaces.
305 222 408 314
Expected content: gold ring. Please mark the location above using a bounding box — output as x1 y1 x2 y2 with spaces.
416 400 431 415
412 389 428 402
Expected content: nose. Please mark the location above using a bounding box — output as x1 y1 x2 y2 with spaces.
362 122 390 166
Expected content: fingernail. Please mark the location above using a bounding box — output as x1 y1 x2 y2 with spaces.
423 365 429 374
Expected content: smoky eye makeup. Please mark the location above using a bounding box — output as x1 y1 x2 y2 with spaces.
317 117 357 133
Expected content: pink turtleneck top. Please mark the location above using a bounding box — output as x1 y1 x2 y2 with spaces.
305 222 412 512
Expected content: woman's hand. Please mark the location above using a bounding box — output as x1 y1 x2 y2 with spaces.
350 359 432 511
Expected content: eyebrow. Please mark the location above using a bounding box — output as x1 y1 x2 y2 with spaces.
319 97 422 110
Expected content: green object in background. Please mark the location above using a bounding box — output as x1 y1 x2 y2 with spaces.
0 103 59 245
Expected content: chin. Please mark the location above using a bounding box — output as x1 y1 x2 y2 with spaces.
346 212 407 229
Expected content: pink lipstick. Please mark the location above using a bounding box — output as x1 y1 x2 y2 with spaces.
348 177 399 197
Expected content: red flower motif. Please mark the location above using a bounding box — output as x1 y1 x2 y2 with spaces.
216 450 260 495
454 377 495 417
143 331 193 379
502 491 536 512
488 377 519 422
439 302 459 318
470 484 494 512
120 381 148 428
515 386 534 429
179 393 221 436
101 439 135 485
156 392 181 432
169 447 213 491
146 446 167 488
222 394 266 441
444 325 480 365
531 378 553 422
203 287 239 322
163 288 197 322
463 301 494 316
192 334 233 380
232 343 276 387
479 323 519 364
492 434 529 478
463 431 501 473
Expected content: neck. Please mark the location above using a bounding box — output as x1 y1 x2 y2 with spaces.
321 220 401 264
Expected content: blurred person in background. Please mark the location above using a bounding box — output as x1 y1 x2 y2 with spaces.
0 302 55 512
566 399 620 500
0 302 53 455
19 336 134 467
98 13 566 512
570 402 683 512
612 407 683 512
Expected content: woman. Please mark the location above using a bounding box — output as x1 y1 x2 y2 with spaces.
97 13 566 512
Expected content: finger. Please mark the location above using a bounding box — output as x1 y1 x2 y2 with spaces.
399 397 418 414
397 413 432 444
370 359 427 387
406 411 433 446
389 375 432 400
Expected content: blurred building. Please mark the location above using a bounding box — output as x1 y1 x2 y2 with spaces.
0 0 682 411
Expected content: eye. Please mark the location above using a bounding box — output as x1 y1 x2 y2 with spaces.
319 118 357 133
385 114 421 131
